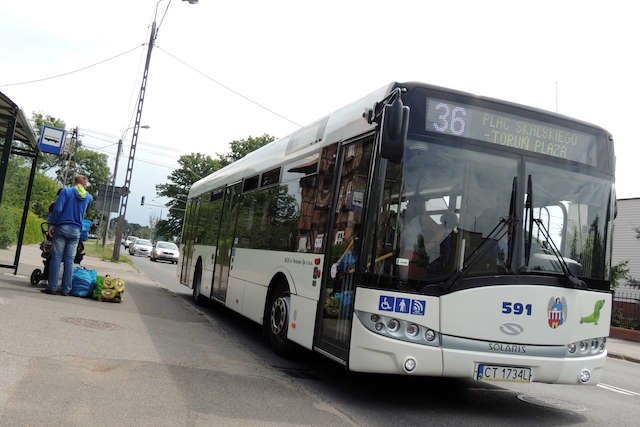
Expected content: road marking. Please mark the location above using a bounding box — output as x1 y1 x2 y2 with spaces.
598 383 640 396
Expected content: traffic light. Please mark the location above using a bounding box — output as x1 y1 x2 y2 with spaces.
141 196 145 206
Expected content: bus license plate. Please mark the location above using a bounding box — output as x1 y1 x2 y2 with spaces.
476 364 532 383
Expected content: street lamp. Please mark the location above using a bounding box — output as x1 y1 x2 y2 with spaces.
111 0 197 261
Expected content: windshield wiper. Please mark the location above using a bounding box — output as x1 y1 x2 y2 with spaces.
532 218 587 289
505 176 518 271
520 175 587 289
524 174 534 267
445 177 518 289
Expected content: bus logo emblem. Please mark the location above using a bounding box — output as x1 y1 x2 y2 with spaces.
547 297 567 329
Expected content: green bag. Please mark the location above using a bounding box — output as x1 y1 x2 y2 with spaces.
92 275 105 300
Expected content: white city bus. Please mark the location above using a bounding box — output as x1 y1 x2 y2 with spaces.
178 82 614 385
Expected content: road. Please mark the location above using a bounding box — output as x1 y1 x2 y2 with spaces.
130 254 640 426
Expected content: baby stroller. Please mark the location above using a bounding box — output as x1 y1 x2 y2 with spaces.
30 222 86 287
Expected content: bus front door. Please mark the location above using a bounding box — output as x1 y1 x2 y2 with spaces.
315 138 373 361
212 182 241 302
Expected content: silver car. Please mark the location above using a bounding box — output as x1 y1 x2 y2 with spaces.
150 241 180 264
129 238 153 256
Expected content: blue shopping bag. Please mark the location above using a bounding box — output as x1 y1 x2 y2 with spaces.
70 267 97 297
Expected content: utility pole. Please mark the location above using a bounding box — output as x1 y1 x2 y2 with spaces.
111 0 197 261
62 126 78 185
101 138 123 248
112 19 155 261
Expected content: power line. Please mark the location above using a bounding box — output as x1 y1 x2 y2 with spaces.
156 46 303 127
0 44 145 87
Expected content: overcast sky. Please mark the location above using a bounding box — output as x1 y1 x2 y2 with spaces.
1 0 638 226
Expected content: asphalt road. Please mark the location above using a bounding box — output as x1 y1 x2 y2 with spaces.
130 254 640 426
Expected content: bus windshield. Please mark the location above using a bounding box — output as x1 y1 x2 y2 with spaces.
372 138 612 289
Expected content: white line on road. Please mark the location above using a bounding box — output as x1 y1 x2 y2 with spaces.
598 383 640 396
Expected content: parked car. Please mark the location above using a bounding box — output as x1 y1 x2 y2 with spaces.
129 238 152 256
124 236 139 248
150 241 180 264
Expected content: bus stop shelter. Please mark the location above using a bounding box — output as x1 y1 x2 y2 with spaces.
0 90 39 273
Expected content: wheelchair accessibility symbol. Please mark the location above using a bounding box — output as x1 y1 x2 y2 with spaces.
378 295 426 316
379 296 395 311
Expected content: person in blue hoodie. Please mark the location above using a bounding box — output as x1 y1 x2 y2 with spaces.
42 175 93 296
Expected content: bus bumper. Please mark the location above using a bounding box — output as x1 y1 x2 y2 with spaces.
349 319 607 384
441 346 607 385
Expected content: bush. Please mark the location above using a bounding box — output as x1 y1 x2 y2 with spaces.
0 206 44 248
0 208 19 249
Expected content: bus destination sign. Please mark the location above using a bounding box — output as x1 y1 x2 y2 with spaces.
425 98 599 166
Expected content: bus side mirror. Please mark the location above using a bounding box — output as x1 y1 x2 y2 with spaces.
380 97 409 163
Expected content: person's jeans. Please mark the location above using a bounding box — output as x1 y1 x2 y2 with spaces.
47 224 81 294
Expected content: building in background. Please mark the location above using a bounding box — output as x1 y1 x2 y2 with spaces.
611 197 640 330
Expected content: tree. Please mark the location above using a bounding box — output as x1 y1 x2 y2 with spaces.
156 134 275 239
156 153 222 238
217 134 275 167
610 260 630 290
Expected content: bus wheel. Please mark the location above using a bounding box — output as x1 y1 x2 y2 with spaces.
192 261 205 306
267 286 294 357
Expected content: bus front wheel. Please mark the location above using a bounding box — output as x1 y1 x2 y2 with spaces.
267 285 294 357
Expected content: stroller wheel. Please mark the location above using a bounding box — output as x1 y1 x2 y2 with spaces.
30 269 42 286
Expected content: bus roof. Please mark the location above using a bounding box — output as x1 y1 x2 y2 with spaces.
189 82 393 198
189 81 612 199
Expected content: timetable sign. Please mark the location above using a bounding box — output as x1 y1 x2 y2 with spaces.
38 125 66 155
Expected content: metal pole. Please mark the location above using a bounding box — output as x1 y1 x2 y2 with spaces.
112 20 157 261
102 138 122 248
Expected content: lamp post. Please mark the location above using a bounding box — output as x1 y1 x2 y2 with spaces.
101 125 149 249
111 0 197 261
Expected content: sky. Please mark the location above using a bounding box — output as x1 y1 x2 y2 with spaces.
1 0 638 226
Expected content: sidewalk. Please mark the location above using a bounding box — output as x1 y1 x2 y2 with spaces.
2 244 640 365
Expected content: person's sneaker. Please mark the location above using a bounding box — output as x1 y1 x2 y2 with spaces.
40 289 56 295
60 291 70 296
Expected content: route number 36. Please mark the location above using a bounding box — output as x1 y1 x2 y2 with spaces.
502 302 532 316
433 102 467 135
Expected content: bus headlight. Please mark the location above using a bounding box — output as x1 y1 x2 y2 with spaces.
425 329 436 342
579 340 589 353
387 318 400 332
565 337 606 357
355 310 440 347
406 323 419 337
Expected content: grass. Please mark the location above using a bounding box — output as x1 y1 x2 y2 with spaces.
83 241 133 265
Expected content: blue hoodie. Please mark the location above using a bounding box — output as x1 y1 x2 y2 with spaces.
48 186 93 228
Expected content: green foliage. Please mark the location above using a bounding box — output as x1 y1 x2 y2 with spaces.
0 208 18 248
156 153 223 238
611 308 625 327
157 134 276 239
217 134 276 166
610 260 630 289
1 157 60 218
0 206 43 249
32 112 65 130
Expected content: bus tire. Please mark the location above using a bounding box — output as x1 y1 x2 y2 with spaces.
266 283 295 357
192 259 205 306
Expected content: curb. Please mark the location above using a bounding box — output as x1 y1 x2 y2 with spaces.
608 352 640 364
